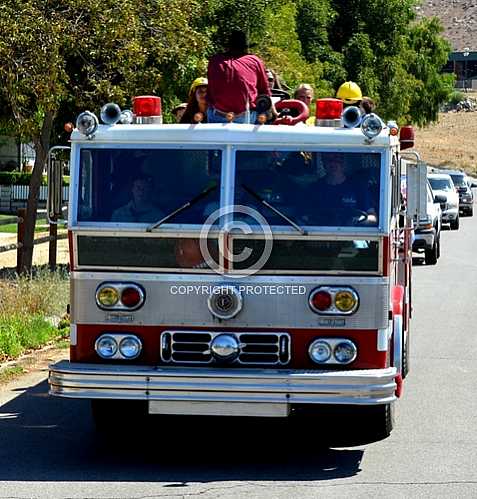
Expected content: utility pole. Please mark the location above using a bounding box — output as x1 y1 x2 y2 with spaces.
463 47 470 92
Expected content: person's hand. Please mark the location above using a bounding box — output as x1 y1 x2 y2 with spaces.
352 210 377 225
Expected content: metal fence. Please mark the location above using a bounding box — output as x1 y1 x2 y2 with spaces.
11 185 69 201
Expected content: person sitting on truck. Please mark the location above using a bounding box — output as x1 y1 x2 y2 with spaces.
111 174 164 223
207 30 271 124
294 83 314 108
180 77 208 124
310 152 377 226
294 83 315 126
336 81 362 108
360 96 375 115
171 102 188 122
267 68 290 103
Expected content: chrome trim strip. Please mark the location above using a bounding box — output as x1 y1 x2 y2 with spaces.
393 315 403 375
49 361 397 406
377 321 392 351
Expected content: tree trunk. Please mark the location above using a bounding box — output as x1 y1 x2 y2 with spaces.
19 112 53 274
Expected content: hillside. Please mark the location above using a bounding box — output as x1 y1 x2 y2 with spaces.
416 0 477 51
414 109 477 175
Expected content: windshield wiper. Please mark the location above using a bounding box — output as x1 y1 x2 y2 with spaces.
146 183 217 232
241 184 307 235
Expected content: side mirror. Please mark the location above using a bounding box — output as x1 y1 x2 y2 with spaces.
471 182 477 189
434 193 447 204
47 146 70 223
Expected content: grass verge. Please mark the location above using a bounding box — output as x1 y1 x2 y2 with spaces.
0 268 69 362
0 214 50 234
0 365 24 384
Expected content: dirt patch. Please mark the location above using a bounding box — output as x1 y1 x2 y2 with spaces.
415 108 477 176
0 233 69 270
0 343 68 388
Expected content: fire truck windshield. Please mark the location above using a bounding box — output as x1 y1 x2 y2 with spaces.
234 150 380 227
77 148 222 224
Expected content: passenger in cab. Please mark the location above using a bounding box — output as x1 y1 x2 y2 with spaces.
180 77 208 124
207 30 271 124
111 174 164 223
311 152 377 226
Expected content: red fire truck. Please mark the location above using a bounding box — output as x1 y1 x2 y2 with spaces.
48 96 415 440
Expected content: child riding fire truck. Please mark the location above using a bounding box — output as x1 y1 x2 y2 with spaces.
48 95 416 440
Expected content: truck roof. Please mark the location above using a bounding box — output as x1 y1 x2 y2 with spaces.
70 123 399 149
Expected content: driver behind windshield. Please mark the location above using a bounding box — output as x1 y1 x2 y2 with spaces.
307 152 377 226
111 174 164 223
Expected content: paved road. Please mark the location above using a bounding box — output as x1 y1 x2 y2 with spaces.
0 211 477 498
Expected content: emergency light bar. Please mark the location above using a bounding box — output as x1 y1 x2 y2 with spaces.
315 98 343 127
399 125 414 150
132 96 162 124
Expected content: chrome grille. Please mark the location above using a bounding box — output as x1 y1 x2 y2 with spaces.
160 331 290 366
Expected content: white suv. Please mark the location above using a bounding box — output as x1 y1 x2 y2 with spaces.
412 181 443 265
428 173 460 230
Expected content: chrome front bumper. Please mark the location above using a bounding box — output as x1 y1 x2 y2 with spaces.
49 361 397 415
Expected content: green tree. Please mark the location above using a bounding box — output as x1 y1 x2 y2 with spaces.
0 0 209 271
326 0 452 123
405 17 455 126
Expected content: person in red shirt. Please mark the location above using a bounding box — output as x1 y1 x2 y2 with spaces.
207 30 271 124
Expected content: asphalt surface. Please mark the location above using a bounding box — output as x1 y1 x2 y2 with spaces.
0 209 477 498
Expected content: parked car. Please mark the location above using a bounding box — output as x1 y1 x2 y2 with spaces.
412 181 444 265
428 173 460 230
444 170 474 217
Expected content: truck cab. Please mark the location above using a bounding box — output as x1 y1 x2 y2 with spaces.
48 98 413 441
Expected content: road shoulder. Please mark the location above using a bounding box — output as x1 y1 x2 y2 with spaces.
0 345 68 406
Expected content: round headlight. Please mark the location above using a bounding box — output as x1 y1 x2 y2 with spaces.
309 340 332 364
334 340 357 364
334 290 358 313
119 336 142 359
76 111 99 137
96 335 118 359
96 286 120 307
361 113 383 140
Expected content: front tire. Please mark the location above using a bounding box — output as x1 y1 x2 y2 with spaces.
450 215 460 230
91 399 148 435
360 404 395 441
424 237 438 265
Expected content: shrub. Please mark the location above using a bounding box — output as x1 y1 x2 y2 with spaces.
0 314 59 361
0 172 69 186
0 268 69 317
448 91 465 106
0 269 70 360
